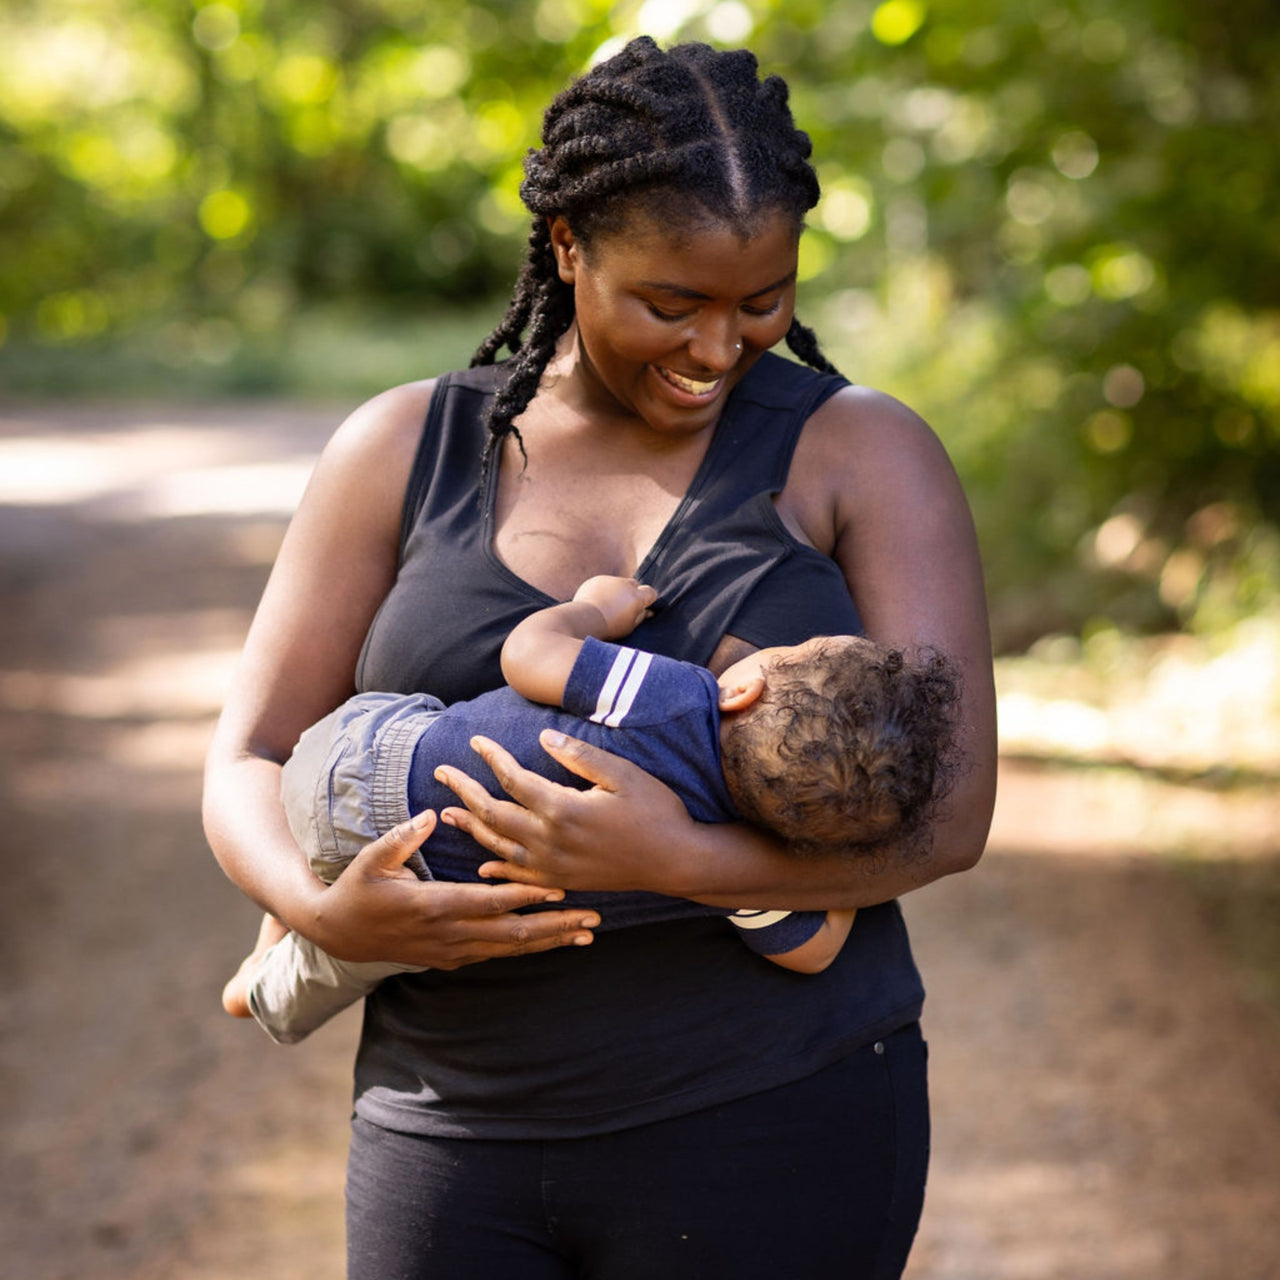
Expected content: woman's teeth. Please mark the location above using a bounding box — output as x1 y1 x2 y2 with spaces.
658 367 721 395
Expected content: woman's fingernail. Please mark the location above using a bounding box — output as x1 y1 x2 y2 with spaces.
542 729 566 748
573 933 594 946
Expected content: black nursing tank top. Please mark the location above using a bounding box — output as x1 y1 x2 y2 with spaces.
352 351 925 1139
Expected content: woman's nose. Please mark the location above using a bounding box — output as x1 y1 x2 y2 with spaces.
685 316 742 373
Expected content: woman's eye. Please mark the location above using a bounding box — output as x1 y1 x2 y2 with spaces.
742 299 783 318
645 303 688 322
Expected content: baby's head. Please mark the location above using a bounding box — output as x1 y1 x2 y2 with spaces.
717 636 961 858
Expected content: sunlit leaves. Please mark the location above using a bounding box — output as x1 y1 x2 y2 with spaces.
871 0 927 46
199 189 254 241
192 4 240 53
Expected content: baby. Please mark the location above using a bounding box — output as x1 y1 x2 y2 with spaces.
223 575 959 1043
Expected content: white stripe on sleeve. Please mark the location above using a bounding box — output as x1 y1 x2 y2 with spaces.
602 648 652 727
727 909 794 931
590 647 638 725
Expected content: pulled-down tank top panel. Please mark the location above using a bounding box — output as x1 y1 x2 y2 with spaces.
353 351 922 1140
356 353 862 703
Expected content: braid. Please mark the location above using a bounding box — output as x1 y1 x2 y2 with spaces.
472 36 840 472
477 221 575 478
785 317 840 375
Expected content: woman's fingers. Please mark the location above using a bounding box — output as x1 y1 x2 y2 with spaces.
477 857 547 886
435 731 681 893
474 734 574 806
316 821 597 967
434 737 563 864
433 766 537 865
352 810 437 877
535 729 633 790
447 878 566 913
441 805 539 869
396 880 599 967
416 882 599 967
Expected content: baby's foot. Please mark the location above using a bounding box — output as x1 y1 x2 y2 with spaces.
222 913 288 1018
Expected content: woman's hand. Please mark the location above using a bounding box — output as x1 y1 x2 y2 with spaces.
310 810 600 969
435 731 692 893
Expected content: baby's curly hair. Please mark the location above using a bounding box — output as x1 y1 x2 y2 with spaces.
719 638 962 859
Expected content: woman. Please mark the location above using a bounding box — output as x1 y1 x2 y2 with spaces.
204 37 996 1279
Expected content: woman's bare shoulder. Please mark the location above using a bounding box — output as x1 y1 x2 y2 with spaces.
293 379 436 514
275 379 441 559
325 378 437 466
782 383 958 551
805 384 950 474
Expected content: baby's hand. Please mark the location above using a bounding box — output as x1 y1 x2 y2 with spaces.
573 575 659 638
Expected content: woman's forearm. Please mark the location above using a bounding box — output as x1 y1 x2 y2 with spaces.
445 726 993 907
662 775 992 913
203 744 327 934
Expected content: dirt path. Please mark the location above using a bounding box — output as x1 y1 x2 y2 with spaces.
1 403 1277 1280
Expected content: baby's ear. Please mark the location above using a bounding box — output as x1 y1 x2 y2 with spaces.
717 674 766 712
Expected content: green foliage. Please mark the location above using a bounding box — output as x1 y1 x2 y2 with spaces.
772 0 1280 646
2 0 1276 646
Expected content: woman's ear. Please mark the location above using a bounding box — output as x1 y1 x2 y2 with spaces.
717 674 766 713
548 216 577 285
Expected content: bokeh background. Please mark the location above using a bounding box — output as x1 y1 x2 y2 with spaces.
1 1 1278 1277
5 0 1279 646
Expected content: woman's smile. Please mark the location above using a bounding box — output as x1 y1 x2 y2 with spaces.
653 365 725 400
650 363 732 407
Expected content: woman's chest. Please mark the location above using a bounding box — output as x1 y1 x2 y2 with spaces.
491 438 710 601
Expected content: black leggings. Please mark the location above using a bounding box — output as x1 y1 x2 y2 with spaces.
346 1024 929 1280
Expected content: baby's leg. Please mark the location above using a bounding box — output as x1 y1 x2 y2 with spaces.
244 931 424 1045
223 908 425 1043
222 913 289 1018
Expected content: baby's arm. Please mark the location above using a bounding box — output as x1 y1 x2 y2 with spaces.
501 575 657 708
764 910 856 974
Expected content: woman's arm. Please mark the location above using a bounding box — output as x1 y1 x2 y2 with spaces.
439 388 996 911
203 381 601 967
440 726 968 912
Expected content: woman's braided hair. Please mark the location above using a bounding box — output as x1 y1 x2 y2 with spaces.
471 37 839 472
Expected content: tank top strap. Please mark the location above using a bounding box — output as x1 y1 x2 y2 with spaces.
708 352 850 496
397 365 508 561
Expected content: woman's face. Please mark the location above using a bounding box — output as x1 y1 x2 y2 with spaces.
550 208 800 436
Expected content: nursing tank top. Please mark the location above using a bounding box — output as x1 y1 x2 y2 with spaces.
352 351 925 1140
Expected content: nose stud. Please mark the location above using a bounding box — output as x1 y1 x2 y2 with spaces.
734 341 742 353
